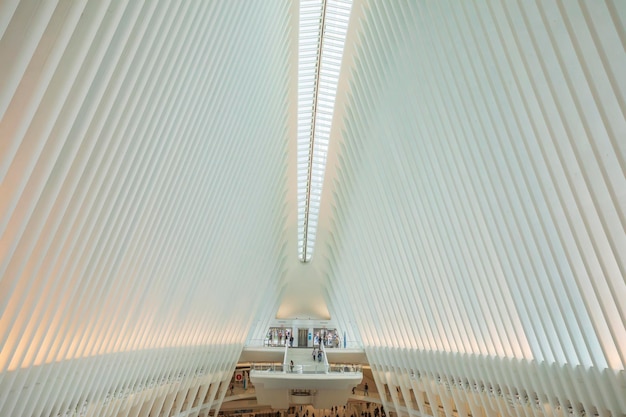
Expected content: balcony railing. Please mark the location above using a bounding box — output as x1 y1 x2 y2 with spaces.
250 363 362 375
250 363 285 372
328 364 362 373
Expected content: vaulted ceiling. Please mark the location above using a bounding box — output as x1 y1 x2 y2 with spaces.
0 1 624 417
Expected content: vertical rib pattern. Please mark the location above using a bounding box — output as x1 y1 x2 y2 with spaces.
0 1 292 416
320 1 625 416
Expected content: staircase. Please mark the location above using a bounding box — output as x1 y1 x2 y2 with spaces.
250 347 363 410
286 348 327 373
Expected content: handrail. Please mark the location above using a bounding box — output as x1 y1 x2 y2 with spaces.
249 362 361 374
283 343 289 372
320 339 329 372
327 364 362 373
250 363 285 372
244 337 363 349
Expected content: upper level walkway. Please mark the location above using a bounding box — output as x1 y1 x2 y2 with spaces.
247 345 363 409
239 345 367 367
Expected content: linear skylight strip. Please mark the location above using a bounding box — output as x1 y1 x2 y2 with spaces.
297 0 323 262
298 0 352 262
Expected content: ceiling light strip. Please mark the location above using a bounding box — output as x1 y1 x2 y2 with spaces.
298 0 352 262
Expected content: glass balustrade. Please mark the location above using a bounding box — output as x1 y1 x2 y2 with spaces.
250 363 361 375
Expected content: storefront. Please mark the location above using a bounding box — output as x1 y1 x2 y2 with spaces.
312 328 339 348
266 327 293 346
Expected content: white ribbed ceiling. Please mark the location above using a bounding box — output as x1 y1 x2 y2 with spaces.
318 0 625 416
1 1 294 416
1 1 625 417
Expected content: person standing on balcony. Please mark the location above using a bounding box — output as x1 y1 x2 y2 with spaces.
364 383 369 396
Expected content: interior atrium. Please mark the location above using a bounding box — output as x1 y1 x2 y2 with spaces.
0 1 624 417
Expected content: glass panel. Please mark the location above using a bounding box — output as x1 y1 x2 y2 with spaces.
298 0 353 262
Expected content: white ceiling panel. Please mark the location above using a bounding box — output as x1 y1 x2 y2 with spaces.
1 1 625 417
0 1 292 416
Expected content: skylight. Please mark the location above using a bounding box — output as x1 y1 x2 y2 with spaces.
298 0 352 262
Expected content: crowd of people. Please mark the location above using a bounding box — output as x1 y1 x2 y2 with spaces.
266 328 344 349
359 405 385 417
290 404 383 417
222 397 385 417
